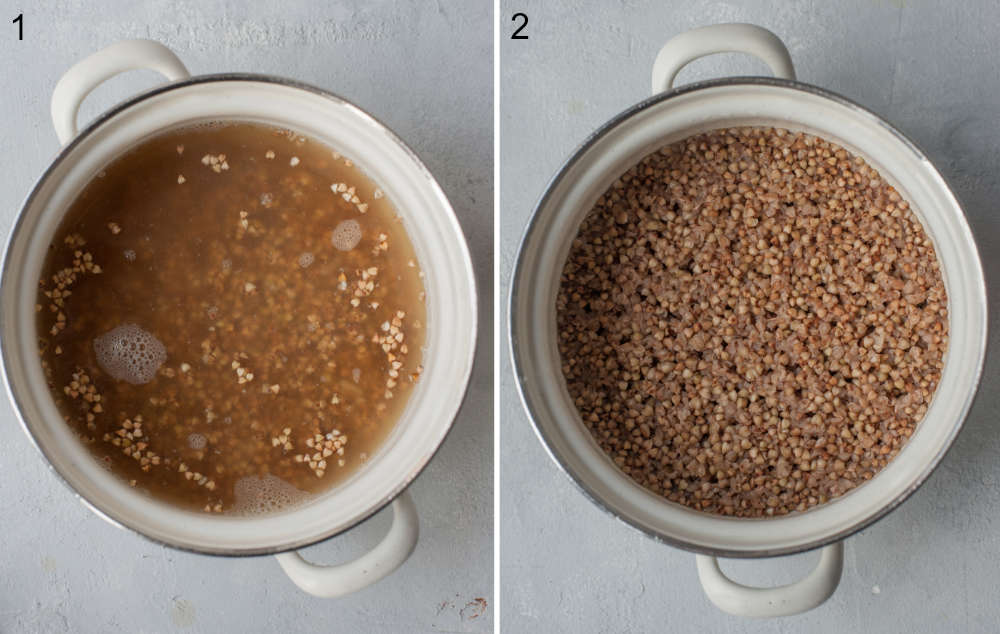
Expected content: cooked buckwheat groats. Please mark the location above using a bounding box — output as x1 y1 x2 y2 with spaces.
556 127 947 517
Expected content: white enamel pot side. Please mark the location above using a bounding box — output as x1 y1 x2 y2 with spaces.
508 23 986 618
4 41 477 599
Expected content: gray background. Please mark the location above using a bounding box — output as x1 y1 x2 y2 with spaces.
0 1 492 633
501 1 1000 632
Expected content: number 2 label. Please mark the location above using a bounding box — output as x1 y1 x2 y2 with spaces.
511 13 528 40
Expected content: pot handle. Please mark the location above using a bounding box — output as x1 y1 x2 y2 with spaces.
651 23 795 95
51 39 190 145
274 490 419 598
695 541 844 617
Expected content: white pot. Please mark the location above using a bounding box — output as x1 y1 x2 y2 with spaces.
509 24 987 617
2 40 477 598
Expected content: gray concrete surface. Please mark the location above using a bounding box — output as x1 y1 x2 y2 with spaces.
501 1 1000 632
0 1 492 633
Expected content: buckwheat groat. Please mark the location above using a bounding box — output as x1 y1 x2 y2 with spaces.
557 127 947 517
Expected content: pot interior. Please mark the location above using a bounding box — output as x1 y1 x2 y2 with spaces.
511 79 986 556
2 77 476 554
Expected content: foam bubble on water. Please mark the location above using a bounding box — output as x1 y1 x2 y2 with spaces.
331 219 361 251
93 324 166 385
298 252 314 268
190 120 232 130
187 433 207 450
124 249 136 262
231 474 310 516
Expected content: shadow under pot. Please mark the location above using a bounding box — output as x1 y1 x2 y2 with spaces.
509 23 986 617
2 40 477 597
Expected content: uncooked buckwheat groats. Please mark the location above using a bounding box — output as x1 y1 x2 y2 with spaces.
556 127 948 517
37 122 426 515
